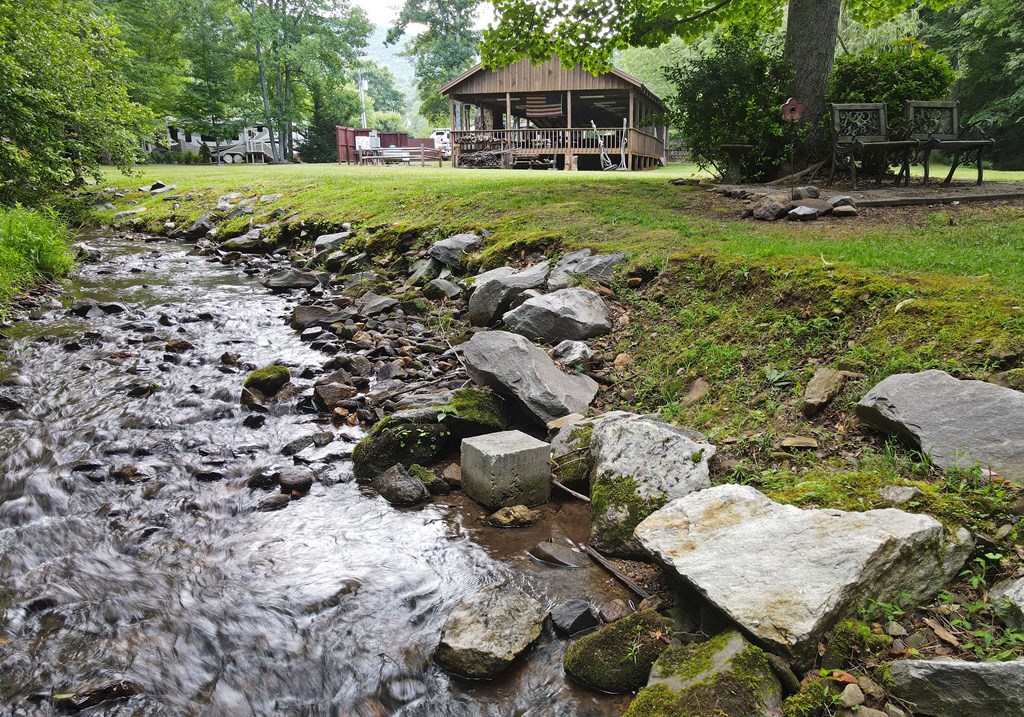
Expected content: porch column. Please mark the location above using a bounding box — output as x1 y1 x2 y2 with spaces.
449 96 456 167
627 90 635 170
565 90 574 171
505 92 512 168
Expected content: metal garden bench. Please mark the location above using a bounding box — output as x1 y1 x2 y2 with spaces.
905 101 995 185
827 103 917 189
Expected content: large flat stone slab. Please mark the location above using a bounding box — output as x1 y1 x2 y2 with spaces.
462 331 597 425
856 369 1024 480
635 484 972 664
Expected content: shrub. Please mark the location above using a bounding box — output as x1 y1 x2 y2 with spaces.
827 41 956 138
663 29 792 181
0 205 74 308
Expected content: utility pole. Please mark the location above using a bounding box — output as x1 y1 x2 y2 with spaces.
358 72 368 129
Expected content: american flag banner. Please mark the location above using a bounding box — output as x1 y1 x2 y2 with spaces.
525 93 563 118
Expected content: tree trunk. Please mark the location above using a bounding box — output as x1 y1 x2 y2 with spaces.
254 38 281 163
783 0 842 157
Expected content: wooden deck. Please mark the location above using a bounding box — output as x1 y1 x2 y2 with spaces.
452 127 664 170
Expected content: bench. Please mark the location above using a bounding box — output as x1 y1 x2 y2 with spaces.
827 103 917 189
358 147 444 167
905 101 995 185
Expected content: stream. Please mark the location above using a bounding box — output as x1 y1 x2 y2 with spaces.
0 233 632 716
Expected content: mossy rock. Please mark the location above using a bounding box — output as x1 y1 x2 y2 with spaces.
563 609 673 694
782 676 835 717
624 630 782 717
821 619 893 670
243 365 290 397
409 463 450 495
590 473 667 558
352 389 506 480
551 421 594 492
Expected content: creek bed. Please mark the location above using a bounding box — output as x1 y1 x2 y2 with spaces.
0 234 632 716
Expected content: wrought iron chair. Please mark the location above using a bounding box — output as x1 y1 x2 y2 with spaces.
905 101 995 185
828 103 917 189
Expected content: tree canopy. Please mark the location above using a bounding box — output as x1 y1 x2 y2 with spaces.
0 0 149 205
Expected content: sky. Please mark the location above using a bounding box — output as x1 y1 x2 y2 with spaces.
349 0 494 30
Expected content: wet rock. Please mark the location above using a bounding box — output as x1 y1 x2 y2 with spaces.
243 413 266 429
409 464 451 495
177 212 216 240
165 338 193 353
550 340 594 368
550 599 598 635
889 658 1024 717
528 541 587 567
291 305 334 330
51 679 142 711
435 583 547 679
462 430 551 510
599 599 632 624
563 610 672 693
278 467 315 495
502 288 611 343
803 367 846 417
314 382 357 411
243 365 290 398
352 388 506 480
625 631 782 717
634 484 974 665
428 233 481 268
257 494 291 511
263 269 319 292
221 229 269 253
327 353 374 377
462 331 597 425
548 249 628 290
371 464 430 507
856 369 1024 479
247 467 279 490
467 262 549 326
483 505 543 527
281 435 315 457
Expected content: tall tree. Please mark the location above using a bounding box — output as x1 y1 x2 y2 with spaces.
481 0 954 138
178 0 247 161
358 60 406 114
0 0 149 205
923 0 1024 167
239 0 370 161
387 0 480 125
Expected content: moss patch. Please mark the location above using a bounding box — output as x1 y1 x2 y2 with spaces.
563 609 673 694
624 631 781 717
444 388 507 434
821 619 893 670
590 473 668 556
242 365 290 396
352 419 452 480
552 422 594 491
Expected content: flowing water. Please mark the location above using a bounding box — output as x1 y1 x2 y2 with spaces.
0 234 632 716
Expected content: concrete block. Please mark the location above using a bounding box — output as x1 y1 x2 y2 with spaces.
461 430 551 509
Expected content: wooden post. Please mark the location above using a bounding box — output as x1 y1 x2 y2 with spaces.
505 92 512 169
565 89 573 171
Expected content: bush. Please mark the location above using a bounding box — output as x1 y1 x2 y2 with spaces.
663 29 792 181
827 42 955 138
0 205 74 309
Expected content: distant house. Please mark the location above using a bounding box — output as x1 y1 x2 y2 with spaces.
158 123 304 164
439 56 667 171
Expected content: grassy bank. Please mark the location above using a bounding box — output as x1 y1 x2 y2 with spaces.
0 205 75 312
98 165 1024 535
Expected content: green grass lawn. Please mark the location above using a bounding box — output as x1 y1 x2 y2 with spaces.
103 162 1024 288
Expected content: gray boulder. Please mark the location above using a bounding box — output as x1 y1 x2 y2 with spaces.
435 583 547 678
221 229 268 252
357 292 398 316
635 484 973 665
587 413 714 557
548 249 627 290
467 262 549 326
461 331 598 425
502 287 611 343
428 233 481 268
263 269 319 292
625 631 782 717
313 231 350 253
370 464 429 507
550 340 594 368
424 278 462 300
889 658 1024 717
856 369 1024 480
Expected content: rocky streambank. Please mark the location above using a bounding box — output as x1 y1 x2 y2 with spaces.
14 186 1022 716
